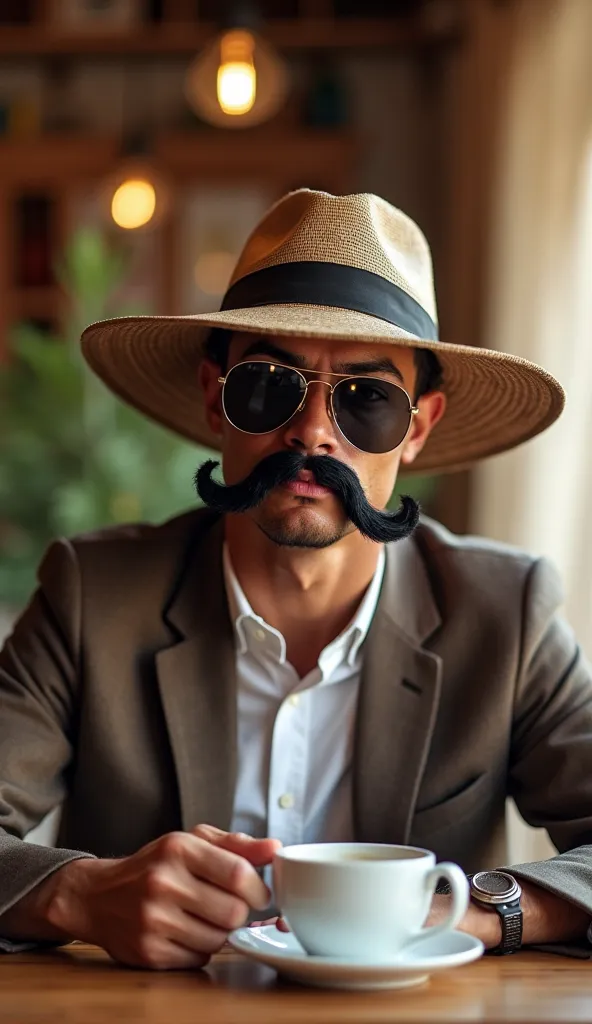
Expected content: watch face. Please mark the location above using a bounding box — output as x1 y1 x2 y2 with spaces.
472 871 521 903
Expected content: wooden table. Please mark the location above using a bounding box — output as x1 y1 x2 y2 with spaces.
1 942 591 1024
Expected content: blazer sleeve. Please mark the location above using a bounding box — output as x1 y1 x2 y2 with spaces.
506 555 592 923
0 539 95 951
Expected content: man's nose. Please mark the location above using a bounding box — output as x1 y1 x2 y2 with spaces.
282 381 339 455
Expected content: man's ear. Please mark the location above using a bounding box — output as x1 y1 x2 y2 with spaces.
400 390 447 467
199 358 224 437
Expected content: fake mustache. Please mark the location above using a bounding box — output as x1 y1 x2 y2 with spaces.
194 451 419 544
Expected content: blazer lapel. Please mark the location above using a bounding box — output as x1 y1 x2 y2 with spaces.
353 533 443 845
156 516 237 832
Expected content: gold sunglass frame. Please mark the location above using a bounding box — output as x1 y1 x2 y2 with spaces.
217 359 419 455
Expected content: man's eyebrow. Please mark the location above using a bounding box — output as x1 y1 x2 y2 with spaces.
240 339 310 369
239 340 405 383
333 357 405 384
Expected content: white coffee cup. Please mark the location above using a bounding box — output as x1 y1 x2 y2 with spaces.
273 842 469 960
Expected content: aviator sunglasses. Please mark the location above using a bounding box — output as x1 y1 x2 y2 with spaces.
218 360 419 455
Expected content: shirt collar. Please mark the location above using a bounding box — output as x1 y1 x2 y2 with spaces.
223 543 386 674
223 544 287 661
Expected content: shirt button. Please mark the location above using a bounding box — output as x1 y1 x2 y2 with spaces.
288 694 300 707
253 628 266 642
278 793 294 810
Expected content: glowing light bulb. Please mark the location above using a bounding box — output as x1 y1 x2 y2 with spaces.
217 30 256 115
217 62 256 114
185 24 287 129
111 179 156 230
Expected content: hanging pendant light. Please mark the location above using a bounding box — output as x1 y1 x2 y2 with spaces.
185 3 289 129
104 134 170 232
101 66 171 232
216 29 257 116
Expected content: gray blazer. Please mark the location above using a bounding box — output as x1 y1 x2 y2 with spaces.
1 509 592 950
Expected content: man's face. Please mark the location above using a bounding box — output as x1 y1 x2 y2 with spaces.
201 333 444 548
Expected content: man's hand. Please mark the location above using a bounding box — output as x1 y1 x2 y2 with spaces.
428 878 591 949
1 824 281 970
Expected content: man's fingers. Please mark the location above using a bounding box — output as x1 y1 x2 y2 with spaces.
165 907 230 956
192 824 282 867
179 835 271 910
192 824 227 841
217 834 282 867
175 878 250 932
249 915 290 932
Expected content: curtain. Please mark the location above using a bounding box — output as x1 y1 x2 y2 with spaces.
472 0 592 863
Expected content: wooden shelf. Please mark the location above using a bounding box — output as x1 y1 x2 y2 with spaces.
0 137 120 184
0 131 359 186
0 16 462 56
153 130 359 181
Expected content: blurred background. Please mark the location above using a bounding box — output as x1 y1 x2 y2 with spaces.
1 0 591 860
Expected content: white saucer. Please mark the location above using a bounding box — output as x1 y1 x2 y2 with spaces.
228 925 484 991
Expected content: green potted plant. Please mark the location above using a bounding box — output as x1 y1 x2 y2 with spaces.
0 228 210 616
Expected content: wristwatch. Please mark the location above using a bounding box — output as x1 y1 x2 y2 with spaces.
469 870 523 955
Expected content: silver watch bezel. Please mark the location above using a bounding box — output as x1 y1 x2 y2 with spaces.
470 870 522 906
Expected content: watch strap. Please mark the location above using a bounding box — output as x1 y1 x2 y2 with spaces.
489 901 523 955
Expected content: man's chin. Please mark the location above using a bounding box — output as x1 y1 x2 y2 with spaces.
258 523 344 549
254 505 350 549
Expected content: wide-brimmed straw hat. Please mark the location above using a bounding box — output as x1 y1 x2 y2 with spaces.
81 189 564 474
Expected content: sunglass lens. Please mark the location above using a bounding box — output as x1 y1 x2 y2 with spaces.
223 361 306 434
333 377 412 454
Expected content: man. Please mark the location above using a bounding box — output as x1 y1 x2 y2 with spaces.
0 189 591 971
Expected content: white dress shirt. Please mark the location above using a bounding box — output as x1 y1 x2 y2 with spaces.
224 544 385 853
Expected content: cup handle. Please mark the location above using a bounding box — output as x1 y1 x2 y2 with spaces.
413 862 470 945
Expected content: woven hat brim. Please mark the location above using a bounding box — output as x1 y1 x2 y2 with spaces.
80 304 565 476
